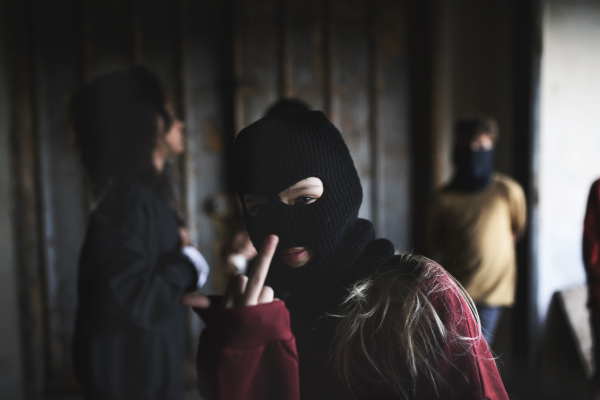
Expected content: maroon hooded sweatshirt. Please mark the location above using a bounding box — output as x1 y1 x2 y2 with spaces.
194 271 509 400
584 179 600 316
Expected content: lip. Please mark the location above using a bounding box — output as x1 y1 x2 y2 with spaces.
282 247 308 263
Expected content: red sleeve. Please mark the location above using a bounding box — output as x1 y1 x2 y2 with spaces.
584 179 600 315
429 281 509 400
195 300 300 400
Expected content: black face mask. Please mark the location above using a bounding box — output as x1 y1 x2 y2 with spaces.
233 111 394 295
451 145 495 192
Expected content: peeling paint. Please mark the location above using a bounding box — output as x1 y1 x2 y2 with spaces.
202 117 223 153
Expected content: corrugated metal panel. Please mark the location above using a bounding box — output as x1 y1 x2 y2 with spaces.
132 0 185 207
234 0 280 131
0 5 25 397
329 0 373 221
373 0 411 249
181 2 235 370
6 0 412 395
82 0 133 80
283 0 326 111
4 0 47 397
33 0 86 390
182 0 233 295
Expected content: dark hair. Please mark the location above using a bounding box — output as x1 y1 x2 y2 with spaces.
70 66 173 199
454 113 499 144
264 98 311 116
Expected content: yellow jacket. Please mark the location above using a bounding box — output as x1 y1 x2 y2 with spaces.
426 173 527 306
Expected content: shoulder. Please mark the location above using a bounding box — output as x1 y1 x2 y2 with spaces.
493 173 523 194
435 181 456 197
492 173 525 206
430 180 478 207
429 184 454 209
94 180 161 228
123 180 160 205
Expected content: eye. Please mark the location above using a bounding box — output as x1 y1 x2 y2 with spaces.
248 204 265 216
244 195 269 216
294 196 316 206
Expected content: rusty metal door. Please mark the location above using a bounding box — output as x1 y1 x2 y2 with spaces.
5 0 410 396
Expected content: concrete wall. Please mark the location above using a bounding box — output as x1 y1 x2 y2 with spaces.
537 0 600 322
0 11 24 400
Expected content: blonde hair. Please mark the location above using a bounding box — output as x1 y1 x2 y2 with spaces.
330 253 483 399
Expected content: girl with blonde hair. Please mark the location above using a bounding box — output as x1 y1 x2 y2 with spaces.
182 111 507 399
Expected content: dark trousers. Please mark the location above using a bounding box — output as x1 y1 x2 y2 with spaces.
476 304 503 345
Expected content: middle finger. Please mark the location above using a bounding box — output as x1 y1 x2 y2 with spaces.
241 235 278 306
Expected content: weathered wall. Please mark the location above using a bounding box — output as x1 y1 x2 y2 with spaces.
435 0 515 186
232 0 412 250
0 6 24 399
537 0 600 322
1 0 411 396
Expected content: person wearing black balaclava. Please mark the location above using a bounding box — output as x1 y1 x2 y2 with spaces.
451 127 495 192
182 111 509 400
222 97 312 280
426 114 527 346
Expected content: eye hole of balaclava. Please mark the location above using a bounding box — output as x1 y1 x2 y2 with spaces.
244 177 325 217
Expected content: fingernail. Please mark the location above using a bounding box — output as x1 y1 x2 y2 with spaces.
268 235 279 246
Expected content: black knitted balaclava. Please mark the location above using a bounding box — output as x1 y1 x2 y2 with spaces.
234 111 391 294
451 145 495 192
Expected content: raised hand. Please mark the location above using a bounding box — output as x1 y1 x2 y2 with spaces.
222 234 278 308
179 227 191 247
180 234 279 310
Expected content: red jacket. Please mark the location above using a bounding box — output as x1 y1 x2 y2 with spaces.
195 280 508 400
584 179 600 316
